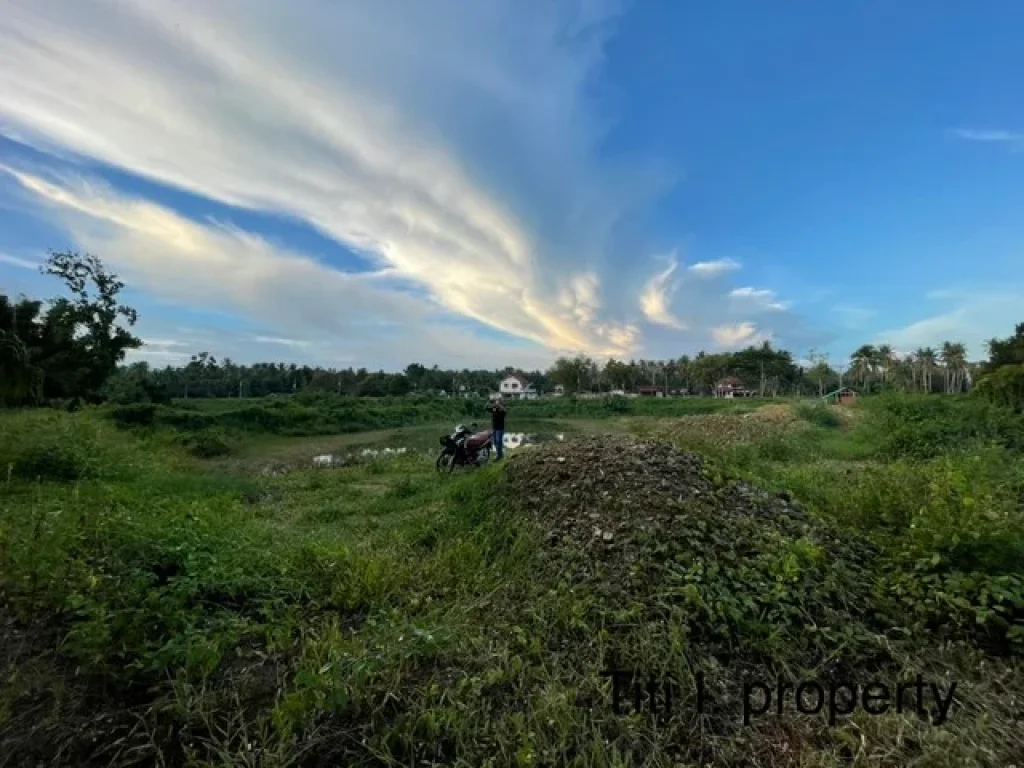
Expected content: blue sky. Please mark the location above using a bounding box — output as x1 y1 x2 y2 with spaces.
1 0 1022 371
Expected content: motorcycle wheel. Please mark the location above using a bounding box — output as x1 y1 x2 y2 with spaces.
478 445 492 465
436 451 455 474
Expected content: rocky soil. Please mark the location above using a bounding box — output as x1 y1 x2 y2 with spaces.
504 433 880 665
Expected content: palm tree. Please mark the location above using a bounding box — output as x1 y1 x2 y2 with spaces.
877 344 895 388
940 341 968 393
917 347 937 393
850 345 877 390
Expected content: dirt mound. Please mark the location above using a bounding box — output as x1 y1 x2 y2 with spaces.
746 403 798 423
661 404 804 448
504 434 877 656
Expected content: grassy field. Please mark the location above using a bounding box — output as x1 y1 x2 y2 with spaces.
1 395 1022 766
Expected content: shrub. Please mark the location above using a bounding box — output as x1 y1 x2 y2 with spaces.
1 411 101 481
12 442 86 481
975 364 1024 413
795 402 842 428
180 428 233 458
110 403 159 427
864 393 1024 459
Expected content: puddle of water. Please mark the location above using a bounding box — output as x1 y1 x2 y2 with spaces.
308 433 567 469
311 446 410 468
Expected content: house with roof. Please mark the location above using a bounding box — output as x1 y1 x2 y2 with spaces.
713 376 754 398
499 373 538 400
822 386 857 405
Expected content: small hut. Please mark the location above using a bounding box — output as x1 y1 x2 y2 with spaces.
822 387 857 405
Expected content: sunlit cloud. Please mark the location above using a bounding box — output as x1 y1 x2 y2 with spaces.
640 258 685 330
2 165 556 370
0 0 823 366
0 0 645 359
712 322 765 347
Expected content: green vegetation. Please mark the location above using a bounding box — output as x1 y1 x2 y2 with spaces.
1 252 141 406
3 255 1024 764
974 322 1024 412
103 392 764 440
2 393 1021 766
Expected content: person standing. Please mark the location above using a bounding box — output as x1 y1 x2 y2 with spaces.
489 396 507 460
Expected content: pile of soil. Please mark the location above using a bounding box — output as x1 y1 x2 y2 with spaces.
661 404 805 448
504 434 879 659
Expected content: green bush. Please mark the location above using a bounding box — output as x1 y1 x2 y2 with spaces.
12 442 86 481
975 364 1024 412
110 403 159 427
179 428 234 458
862 393 1024 459
795 402 842 428
1 410 106 481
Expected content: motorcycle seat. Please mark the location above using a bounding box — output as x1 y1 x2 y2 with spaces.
465 430 492 449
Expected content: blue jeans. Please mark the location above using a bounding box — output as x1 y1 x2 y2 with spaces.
493 429 504 460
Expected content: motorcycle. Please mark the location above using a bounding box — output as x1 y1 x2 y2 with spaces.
436 422 493 473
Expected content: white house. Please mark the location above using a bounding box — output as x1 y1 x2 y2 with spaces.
499 373 538 400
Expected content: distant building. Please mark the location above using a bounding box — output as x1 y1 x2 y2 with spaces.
714 376 754 398
499 373 538 400
823 387 857 405
637 385 665 397
552 384 565 397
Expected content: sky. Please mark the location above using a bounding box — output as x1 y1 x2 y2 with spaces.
1 0 1022 372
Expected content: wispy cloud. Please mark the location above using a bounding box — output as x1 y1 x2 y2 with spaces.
0 0 644 359
0 253 40 270
2 166 555 370
712 322 765 347
253 336 312 348
639 257 685 330
0 0 824 366
951 128 1024 151
689 259 741 276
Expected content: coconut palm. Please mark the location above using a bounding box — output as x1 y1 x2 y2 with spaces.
850 344 877 390
940 341 968 393
916 347 937 393
876 344 895 388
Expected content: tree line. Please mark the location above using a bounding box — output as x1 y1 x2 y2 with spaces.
2 252 1022 409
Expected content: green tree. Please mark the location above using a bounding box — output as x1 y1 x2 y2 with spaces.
548 355 595 394
975 322 1024 411
983 323 1024 371
40 251 142 401
806 349 834 396
850 344 877 390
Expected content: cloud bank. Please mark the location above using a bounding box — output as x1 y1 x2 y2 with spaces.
0 0 821 367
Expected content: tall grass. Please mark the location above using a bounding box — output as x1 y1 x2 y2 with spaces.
2 396 1022 766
